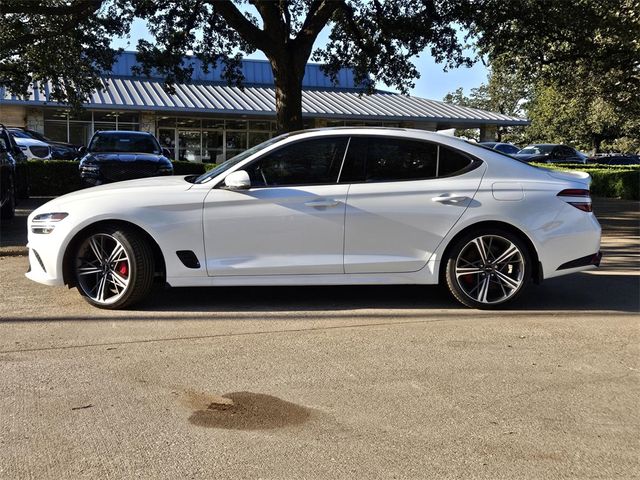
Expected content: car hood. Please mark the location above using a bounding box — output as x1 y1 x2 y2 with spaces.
33 175 194 213
84 152 168 163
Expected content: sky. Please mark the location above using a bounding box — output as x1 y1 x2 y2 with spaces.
111 18 489 102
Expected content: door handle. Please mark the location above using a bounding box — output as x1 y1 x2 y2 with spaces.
431 194 468 203
304 199 340 208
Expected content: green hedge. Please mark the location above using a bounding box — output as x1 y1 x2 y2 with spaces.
25 160 219 196
531 163 640 200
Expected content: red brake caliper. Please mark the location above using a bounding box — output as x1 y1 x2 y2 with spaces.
117 261 128 277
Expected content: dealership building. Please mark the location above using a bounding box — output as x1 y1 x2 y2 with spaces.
0 51 528 162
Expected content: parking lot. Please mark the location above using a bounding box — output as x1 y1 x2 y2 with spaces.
0 198 638 479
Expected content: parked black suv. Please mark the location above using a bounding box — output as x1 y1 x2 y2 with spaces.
79 131 173 186
8 127 80 160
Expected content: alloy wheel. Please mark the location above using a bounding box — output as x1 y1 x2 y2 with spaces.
454 235 525 305
75 233 131 305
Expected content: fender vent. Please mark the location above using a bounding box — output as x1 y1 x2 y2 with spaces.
176 250 201 269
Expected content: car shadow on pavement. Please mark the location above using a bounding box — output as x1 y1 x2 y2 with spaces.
136 271 639 314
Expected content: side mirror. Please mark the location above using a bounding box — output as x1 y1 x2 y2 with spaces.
78 146 87 155
224 170 251 190
162 147 171 158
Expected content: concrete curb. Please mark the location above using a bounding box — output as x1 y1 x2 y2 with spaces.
0 247 28 257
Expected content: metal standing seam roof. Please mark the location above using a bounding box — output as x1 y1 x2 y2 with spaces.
0 77 529 126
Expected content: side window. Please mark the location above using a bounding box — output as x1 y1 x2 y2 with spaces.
340 137 438 182
340 138 472 182
438 146 473 176
244 137 348 187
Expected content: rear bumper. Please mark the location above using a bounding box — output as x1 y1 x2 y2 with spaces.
557 251 602 270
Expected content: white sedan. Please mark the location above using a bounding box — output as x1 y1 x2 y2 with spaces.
26 128 602 309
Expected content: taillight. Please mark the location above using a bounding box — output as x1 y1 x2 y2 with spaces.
557 189 592 212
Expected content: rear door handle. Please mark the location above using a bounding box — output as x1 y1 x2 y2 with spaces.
431 194 468 203
304 199 340 208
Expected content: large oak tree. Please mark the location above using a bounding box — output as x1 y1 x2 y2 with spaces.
0 0 472 133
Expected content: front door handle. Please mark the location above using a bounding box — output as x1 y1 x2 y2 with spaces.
304 199 340 208
431 194 468 203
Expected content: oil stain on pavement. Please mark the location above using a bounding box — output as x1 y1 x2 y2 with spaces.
182 390 312 430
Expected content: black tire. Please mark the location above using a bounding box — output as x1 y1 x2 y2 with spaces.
445 228 531 309
1 176 16 220
74 224 155 309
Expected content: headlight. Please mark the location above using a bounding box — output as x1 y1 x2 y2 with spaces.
31 212 68 234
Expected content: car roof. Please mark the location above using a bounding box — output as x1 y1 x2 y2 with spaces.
93 130 153 135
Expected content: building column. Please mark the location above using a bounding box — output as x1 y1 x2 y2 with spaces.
139 112 155 135
479 125 497 142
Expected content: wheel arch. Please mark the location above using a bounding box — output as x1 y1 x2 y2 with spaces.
438 220 542 284
62 219 166 287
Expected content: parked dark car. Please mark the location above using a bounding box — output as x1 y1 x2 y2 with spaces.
478 141 520 155
8 127 80 160
587 154 640 165
513 144 587 163
79 131 173 186
0 129 17 219
0 124 29 204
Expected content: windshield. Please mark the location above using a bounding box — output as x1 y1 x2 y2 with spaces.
194 133 290 184
519 145 554 155
9 129 31 139
89 132 161 154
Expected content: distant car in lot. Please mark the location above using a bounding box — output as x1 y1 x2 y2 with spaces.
78 131 173 186
513 144 587 164
26 128 602 310
587 154 640 165
8 127 79 160
9 130 51 160
478 142 520 155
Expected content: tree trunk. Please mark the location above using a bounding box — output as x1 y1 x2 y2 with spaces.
269 49 308 134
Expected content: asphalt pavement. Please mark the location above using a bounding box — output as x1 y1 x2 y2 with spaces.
0 197 638 479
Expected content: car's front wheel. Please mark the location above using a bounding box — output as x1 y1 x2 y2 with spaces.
74 225 155 309
445 229 531 309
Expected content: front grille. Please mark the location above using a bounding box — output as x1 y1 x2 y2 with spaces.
101 162 160 182
30 146 50 158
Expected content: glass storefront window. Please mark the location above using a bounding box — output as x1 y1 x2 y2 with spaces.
44 109 69 121
43 122 68 143
178 130 201 162
94 122 117 132
203 131 223 163
248 131 270 148
202 119 224 129
177 118 200 128
325 119 345 127
158 128 177 160
225 131 247 159
69 123 92 146
118 112 139 124
93 111 119 122
249 120 270 131
225 120 247 131
157 116 176 127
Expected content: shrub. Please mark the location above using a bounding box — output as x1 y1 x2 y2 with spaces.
27 160 83 196
532 163 640 200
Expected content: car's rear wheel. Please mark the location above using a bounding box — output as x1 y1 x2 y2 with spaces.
445 229 531 309
74 225 154 309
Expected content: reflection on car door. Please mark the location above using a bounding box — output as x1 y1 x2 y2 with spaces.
203 136 349 276
341 137 485 273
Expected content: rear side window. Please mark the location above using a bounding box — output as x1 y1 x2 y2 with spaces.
244 136 348 186
340 137 473 183
438 146 473 176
